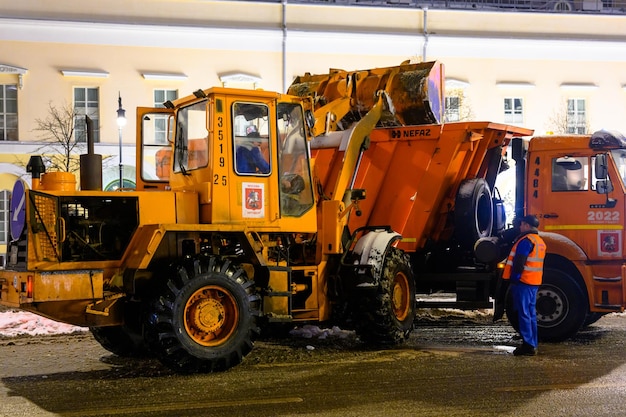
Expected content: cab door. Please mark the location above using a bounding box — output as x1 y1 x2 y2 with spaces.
225 98 278 225
529 150 624 261
590 152 626 260
136 107 174 191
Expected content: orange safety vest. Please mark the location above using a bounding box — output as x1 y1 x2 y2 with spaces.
502 233 546 286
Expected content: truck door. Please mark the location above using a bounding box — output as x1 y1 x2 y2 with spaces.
531 151 625 260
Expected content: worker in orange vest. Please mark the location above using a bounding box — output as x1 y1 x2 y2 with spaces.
502 214 546 356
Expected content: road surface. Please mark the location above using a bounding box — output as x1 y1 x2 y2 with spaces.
1 311 626 417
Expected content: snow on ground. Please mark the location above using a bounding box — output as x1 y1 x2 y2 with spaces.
0 307 491 338
0 310 86 337
1 307 623 340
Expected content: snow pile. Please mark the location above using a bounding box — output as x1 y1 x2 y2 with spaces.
417 308 493 320
0 310 86 337
289 324 354 339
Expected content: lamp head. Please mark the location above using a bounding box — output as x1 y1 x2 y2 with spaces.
116 93 126 127
116 107 127 127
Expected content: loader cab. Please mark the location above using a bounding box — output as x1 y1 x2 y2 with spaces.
137 89 316 231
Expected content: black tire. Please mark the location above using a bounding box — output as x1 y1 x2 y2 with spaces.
89 300 149 357
455 178 494 249
145 256 260 373
506 264 587 342
90 325 148 357
353 248 416 344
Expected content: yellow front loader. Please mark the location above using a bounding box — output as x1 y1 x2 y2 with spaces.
1 60 522 373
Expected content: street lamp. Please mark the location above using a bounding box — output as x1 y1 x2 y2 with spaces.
116 92 126 190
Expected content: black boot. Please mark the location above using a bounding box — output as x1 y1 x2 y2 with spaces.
513 342 537 356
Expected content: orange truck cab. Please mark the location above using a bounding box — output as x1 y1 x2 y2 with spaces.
513 130 626 339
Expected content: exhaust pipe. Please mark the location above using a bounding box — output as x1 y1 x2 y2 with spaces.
26 155 45 190
80 115 103 190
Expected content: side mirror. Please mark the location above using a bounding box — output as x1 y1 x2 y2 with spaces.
596 179 614 195
595 154 608 180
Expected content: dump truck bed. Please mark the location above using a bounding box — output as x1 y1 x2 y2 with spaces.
312 122 533 252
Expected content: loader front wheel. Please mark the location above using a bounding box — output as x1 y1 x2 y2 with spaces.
354 248 416 344
146 256 260 373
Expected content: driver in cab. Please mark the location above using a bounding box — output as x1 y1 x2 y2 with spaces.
236 125 270 174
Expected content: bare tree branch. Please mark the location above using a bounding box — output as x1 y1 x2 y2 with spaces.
33 101 86 172
546 99 590 135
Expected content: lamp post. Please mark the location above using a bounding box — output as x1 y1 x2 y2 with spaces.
116 92 126 190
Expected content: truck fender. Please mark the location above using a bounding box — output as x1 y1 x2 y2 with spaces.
539 231 588 261
352 229 402 287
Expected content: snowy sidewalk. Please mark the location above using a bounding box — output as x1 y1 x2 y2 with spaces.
0 311 86 337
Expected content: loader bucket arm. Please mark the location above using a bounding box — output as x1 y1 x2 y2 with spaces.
288 61 444 136
331 91 388 204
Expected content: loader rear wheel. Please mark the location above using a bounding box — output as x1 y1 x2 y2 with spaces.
89 300 149 357
455 178 493 249
145 256 260 373
354 248 416 344
90 325 148 358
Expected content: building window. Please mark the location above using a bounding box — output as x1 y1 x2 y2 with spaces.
445 96 460 122
74 87 100 143
0 85 18 141
153 89 178 144
444 85 473 123
504 98 523 124
0 190 9 246
567 98 586 134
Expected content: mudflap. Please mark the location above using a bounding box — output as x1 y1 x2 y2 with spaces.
493 277 509 322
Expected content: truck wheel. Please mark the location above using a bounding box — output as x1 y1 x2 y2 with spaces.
146 256 260 373
582 312 605 328
354 248 416 344
505 265 587 342
455 178 493 249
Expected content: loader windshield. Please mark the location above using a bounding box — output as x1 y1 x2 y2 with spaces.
276 102 314 217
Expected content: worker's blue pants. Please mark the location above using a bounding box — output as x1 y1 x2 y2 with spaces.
511 282 539 348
